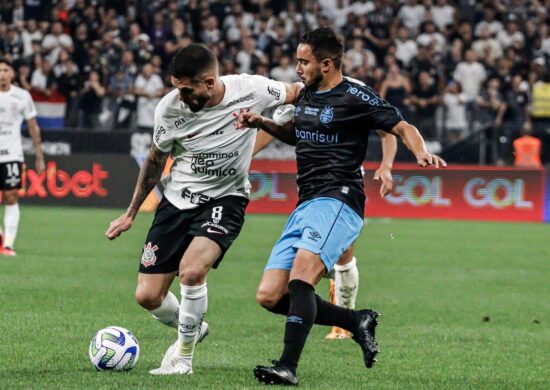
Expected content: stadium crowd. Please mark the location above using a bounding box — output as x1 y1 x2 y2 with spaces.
0 0 549 164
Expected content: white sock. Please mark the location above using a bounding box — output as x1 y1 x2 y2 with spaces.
149 291 179 328
177 283 207 358
3 204 20 249
334 256 359 309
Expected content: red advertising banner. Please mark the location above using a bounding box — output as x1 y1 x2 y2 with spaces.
248 161 545 222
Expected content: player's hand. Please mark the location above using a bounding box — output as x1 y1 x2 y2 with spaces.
234 109 263 129
374 165 393 197
416 152 447 168
35 156 46 174
106 214 134 240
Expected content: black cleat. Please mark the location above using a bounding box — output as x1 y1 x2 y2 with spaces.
352 309 380 368
253 360 298 386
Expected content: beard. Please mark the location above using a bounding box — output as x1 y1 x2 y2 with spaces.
187 94 210 112
305 71 324 91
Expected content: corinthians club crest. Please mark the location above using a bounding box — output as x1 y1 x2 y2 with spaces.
141 242 159 267
320 106 333 124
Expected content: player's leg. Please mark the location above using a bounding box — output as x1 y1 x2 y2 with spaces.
1 189 20 256
135 272 178 326
151 196 248 375
326 245 359 339
0 161 23 256
254 198 378 385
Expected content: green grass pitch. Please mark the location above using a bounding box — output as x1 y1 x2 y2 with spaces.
0 206 549 389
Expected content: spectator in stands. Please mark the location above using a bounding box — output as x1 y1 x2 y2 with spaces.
443 81 468 144
398 0 426 35
57 60 80 128
394 24 417 68
431 0 456 32
410 71 442 141
134 63 164 131
79 70 105 130
20 19 41 58
472 25 503 63
453 49 487 102
270 54 299 83
108 68 135 129
380 62 412 120
14 63 31 93
477 77 507 163
31 57 56 98
500 75 530 162
42 21 73 66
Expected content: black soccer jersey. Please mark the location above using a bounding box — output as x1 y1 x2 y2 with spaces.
294 78 403 216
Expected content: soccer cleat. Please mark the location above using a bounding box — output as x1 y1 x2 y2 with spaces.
149 354 193 375
325 326 351 339
253 360 298 386
197 320 209 343
159 321 208 367
0 247 16 256
352 309 380 368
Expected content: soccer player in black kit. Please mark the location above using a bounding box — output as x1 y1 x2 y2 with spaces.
237 28 446 386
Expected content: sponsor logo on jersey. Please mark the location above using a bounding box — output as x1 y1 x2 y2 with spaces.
201 221 229 234
227 92 255 107
213 129 224 135
267 86 281 100
294 106 301 116
154 125 166 143
141 242 159 267
295 127 339 144
346 85 380 106
174 112 198 128
320 106 334 124
304 106 319 116
0 149 8 155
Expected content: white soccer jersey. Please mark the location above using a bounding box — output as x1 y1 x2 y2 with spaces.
0 85 37 163
154 74 286 210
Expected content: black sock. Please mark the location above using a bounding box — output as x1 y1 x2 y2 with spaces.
267 293 290 315
314 295 357 331
279 280 316 374
268 292 357 331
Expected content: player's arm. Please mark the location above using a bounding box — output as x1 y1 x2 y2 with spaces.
253 130 275 156
106 144 169 240
374 130 397 197
237 112 297 145
390 120 447 168
26 117 45 174
283 82 303 104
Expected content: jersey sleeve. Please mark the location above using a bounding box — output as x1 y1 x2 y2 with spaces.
153 105 174 152
249 75 287 110
347 84 403 132
23 91 37 120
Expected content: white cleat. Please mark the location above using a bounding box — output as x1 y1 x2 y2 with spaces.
197 321 209 343
149 355 193 375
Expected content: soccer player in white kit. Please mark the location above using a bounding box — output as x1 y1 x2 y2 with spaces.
0 59 45 256
106 44 301 375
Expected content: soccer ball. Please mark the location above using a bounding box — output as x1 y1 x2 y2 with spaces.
89 326 140 371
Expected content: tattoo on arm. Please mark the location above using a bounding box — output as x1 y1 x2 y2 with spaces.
127 144 169 218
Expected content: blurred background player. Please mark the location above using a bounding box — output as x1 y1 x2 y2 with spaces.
0 58 45 256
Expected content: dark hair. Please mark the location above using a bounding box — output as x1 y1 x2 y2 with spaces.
300 28 344 69
0 58 13 69
170 44 217 79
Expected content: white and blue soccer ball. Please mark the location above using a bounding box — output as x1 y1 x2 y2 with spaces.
89 326 140 371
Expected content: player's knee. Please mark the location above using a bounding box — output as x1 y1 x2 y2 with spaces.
179 267 207 285
3 192 18 205
256 287 278 310
134 289 163 310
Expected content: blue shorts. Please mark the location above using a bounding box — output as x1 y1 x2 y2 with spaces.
265 197 364 272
